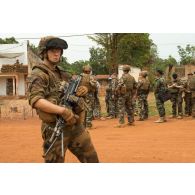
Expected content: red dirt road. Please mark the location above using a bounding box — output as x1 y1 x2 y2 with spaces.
0 116 195 163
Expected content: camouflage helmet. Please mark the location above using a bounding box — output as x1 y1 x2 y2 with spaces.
38 36 68 58
122 65 131 72
82 65 92 73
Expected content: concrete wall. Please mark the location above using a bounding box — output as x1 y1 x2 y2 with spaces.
18 74 25 95
27 46 42 74
0 78 6 95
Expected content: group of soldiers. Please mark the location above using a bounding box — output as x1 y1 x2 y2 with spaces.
27 35 195 163
151 69 195 123
105 65 150 127
105 66 195 125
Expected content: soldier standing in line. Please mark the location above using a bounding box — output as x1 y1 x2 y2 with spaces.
168 73 184 119
183 73 193 117
153 69 167 123
105 77 112 117
115 65 137 128
79 65 98 129
107 73 118 119
27 36 99 163
136 71 150 121
189 73 195 118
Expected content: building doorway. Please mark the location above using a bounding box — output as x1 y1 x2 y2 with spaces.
6 78 13 95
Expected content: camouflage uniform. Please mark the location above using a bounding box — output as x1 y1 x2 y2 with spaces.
105 86 111 116
93 88 101 119
117 67 137 125
192 91 195 117
190 75 195 117
108 76 118 118
154 77 166 118
27 37 98 163
183 77 192 116
79 68 98 128
168 78 183 117
137 77 150 120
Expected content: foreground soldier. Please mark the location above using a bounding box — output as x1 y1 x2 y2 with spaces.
154 69 167 123
116 65 137 127
137 71 150 121
27 36 99 163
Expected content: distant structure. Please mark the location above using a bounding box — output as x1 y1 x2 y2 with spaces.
0 41 41 98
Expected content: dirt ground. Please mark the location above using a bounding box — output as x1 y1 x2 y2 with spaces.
0 116 195 163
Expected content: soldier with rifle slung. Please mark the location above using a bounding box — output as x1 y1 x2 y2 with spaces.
27 36 99 163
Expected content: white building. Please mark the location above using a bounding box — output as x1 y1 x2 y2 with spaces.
118 65 141 82
0 42 28 97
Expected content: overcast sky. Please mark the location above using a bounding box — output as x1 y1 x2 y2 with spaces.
1 33 195 63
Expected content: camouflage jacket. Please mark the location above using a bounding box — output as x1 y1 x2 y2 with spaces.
153 77 166 95
27 63 71 123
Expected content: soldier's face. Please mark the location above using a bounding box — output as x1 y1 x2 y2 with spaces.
47 48 62 64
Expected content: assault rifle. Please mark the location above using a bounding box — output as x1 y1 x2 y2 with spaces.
43 75 88 158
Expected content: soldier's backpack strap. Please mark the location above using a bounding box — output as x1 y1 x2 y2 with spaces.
32 65 59 88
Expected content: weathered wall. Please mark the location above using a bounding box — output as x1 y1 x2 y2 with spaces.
27 46 42 74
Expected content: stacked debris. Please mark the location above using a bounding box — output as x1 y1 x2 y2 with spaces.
1 64 28 73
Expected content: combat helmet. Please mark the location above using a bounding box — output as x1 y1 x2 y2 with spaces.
122 65 131 72
83 65 92 73
38 36 68 59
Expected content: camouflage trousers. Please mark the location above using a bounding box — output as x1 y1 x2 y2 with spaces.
170 93 183 116
137 94 149 120
108 97 118 118
184 93 192 115
192 92 195 117
117 93 134 124
155 94 165 117
85 94 95 127
132 99 138 115
93 97 101 118
41 122 99 163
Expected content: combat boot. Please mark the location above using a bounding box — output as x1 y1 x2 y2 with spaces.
169 115 176 119
154 117 165 123
127 122 135 126
106 115 114 119
177 115 183 119
163 116 167 122
114 124 126 128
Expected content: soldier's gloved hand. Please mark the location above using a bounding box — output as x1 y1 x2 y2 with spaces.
61 108 78 126
76 86 88 97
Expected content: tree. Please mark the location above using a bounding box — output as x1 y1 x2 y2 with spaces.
0 37 18 44
117 33 153 69
177 44 195 65
88 33 153 73
89 47 108 75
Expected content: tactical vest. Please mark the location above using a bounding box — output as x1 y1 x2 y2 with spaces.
168 79 180 94
80 73 96 93
189 76 195 91
29 64 64 123
139 79 150 90
122 74 135 91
